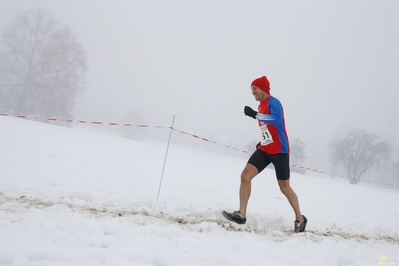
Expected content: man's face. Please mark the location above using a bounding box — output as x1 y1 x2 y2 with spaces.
251 85 267 101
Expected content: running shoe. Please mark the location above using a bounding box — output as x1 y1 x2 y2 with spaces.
294 215 308 233
222 210 246 224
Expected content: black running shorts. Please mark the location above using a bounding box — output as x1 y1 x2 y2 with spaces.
247 149 290 180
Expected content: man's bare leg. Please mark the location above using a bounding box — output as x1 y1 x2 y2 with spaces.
277 179 303 221
238 164 259 218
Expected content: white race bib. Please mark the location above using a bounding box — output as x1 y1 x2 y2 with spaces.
260 124 273 146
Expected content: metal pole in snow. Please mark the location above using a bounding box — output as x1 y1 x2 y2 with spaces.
157 115 175 201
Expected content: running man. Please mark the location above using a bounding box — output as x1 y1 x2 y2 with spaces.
222 75 307 233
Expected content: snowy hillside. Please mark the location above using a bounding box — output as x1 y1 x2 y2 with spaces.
0 116 398 266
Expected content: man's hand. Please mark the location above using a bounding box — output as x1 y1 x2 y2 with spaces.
244 106 258 119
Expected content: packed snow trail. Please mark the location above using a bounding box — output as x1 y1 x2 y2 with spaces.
1 192 397 245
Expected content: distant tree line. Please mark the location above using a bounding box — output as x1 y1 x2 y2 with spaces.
0 8 87 118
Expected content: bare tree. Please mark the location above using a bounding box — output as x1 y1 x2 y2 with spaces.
290 137 306 165
389 149 399 188
329 128 392 184
0 8 87 118
290 137 306 174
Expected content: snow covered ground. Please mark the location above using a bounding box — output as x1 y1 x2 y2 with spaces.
0 116 398 266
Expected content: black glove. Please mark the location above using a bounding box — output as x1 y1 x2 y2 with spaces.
244 106 257 119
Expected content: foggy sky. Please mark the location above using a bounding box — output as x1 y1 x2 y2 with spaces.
1 0 398 170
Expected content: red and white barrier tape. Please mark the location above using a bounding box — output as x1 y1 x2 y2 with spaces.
0 113 169 129
0 113 248 154
291 164 398 188
2 113 397 188
171 128 248 154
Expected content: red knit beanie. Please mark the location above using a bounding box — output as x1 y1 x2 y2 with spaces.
251 76 270 94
